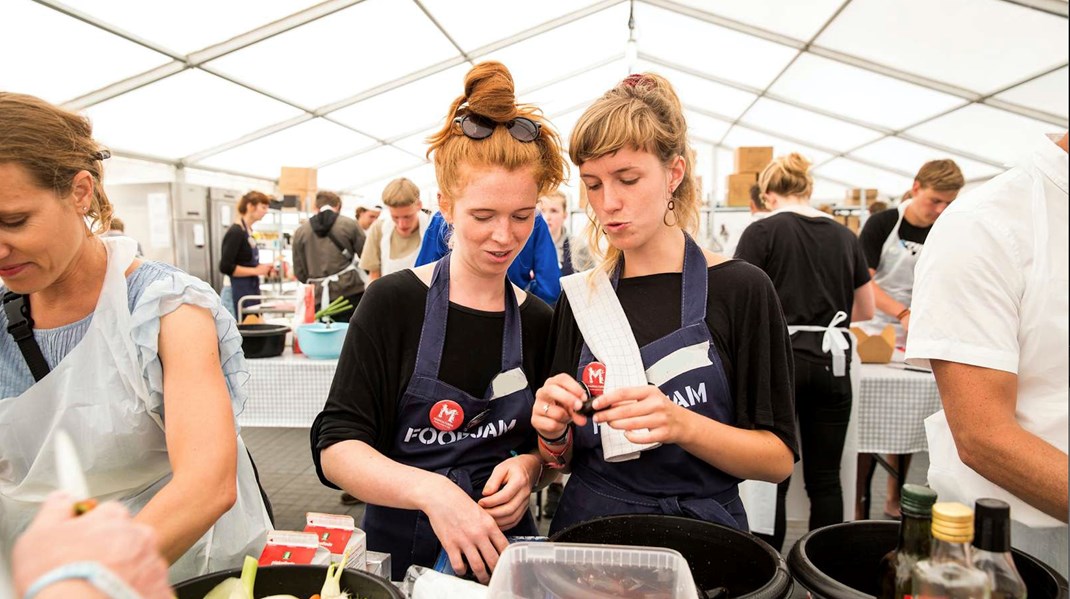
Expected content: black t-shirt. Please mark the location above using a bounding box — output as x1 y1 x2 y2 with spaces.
548 260 798 456
735 212 871 364
311 270 554 488
859 208 931 271
219 223 254 276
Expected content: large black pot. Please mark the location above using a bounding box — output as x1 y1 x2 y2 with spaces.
788 520 1069 599
173 564 402 599
238 323 289 359
551 514 794 599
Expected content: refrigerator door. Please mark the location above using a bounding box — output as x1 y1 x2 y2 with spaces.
174 219 211 284
208 187 241 292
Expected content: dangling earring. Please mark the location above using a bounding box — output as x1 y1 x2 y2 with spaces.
663 190 678 227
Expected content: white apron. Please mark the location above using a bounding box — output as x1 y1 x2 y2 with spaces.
379 211 430 276
0 237 269 582
862 200 918 347
925 153 1068 574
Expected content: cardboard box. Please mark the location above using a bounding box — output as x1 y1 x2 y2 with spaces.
258 531 329 566
844 214 860 234
850 325 896 364
279 166 317 192
844 188 878 206
726 172 758 207
304 512 367 571
734 147 773 174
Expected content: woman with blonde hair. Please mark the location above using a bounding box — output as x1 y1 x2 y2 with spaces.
531 73 797 534
312 61 566 582
734 153 875 550
0 92 269 581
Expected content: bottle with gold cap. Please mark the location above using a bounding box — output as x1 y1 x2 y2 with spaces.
880 484 939 599
911 502 991 599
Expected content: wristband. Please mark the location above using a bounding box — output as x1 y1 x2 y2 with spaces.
24 561 141 599
538 428 572 469
896 308 911 321
537 426 571 446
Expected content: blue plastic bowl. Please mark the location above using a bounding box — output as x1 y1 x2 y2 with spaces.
296 322 349 359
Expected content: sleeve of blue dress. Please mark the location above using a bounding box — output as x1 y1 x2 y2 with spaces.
413 211 449 267
523 213 562 304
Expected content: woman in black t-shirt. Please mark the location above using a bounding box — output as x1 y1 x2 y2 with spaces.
218 191 274 317
735 153 875 550
532 73 798 537
310 61 566 583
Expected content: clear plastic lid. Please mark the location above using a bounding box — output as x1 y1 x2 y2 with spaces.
487 542 698 599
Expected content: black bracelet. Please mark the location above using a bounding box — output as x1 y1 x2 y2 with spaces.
538 425 571 445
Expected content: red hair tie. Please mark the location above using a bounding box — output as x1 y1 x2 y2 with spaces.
622 74 646 87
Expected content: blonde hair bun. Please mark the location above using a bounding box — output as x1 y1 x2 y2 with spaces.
759 152 814 200
463 61 518 122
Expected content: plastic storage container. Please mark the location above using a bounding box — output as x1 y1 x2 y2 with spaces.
173 564 401 599
487 542 698 599
296 322 349 359
551 514 793 599
788 520 1069 599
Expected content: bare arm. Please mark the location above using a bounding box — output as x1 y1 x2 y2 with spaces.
931 359 1069 522
230 264 271 278
321 440 508 582
136 305 239 563
852 281 876 322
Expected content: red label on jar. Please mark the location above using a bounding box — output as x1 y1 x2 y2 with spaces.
582 361 607 396
430 400 464 432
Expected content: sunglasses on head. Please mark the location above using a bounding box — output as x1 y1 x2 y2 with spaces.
453 113 541 143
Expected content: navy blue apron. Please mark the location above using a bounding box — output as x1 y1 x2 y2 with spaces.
230 221 261 317
362 255 538 580
550 234 749 535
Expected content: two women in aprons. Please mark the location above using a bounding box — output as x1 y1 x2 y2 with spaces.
0 92 269 582
734 154 875 550
530 73 798 535
311 62 567 583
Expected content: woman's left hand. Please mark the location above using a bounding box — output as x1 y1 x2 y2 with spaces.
478 453 541 531
592 386 691 445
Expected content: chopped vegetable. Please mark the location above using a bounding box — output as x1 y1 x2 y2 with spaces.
319 548 350 599
315 297 353 323
202 556 258 599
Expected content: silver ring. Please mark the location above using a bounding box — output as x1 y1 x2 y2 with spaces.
542 402 550 414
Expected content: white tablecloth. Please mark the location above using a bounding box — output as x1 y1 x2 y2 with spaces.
239 350 337 428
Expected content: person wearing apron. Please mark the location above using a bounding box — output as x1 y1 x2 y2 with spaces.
532 72 797 537
734 153 875 551
219 191 274 319
856 159 964 519
907 132 1069 576
360 177 430 281
311 61 567 583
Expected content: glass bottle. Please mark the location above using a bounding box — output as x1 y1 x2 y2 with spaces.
972 498 1027 599
912 502 990 599
880 484 939 599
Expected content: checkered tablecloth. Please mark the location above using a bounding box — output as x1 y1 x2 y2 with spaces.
856 363 941 454
239 353 943 454
238 350 337 428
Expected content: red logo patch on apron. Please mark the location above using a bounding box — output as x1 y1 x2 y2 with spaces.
582 361 607 397
429 400 464 432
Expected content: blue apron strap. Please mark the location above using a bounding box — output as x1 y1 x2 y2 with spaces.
412 255 452 379
680 233 708 327
500 281 523 371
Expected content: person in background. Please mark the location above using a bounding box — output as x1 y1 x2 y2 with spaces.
355 203 382 234
867 200 888 215
293 190 366 323
0 92 269 580
415 206 562 304
312 61 565 582
533 73 797 536
8 493 172 599
735 153 875 550
101 216 144 256
539 190 593 278
219 191 275 319
360 178 429 280
906 132 1068 576
855 158 963 519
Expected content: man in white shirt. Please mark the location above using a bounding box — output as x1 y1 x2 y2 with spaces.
906 132 1069 575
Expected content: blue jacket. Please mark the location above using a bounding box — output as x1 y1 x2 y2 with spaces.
414 212 562 304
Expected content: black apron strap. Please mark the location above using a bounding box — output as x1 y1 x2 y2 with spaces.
2 291 51 382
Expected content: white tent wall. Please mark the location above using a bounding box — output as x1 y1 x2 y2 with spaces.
3 0 1067 269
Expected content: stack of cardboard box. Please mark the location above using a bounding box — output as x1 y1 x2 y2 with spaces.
726 147 772 207
279 166 318 211
844 188 878 208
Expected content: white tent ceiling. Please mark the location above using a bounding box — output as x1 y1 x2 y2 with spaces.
3 0 1067 202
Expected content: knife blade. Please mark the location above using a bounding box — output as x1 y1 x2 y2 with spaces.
54 429 96 515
